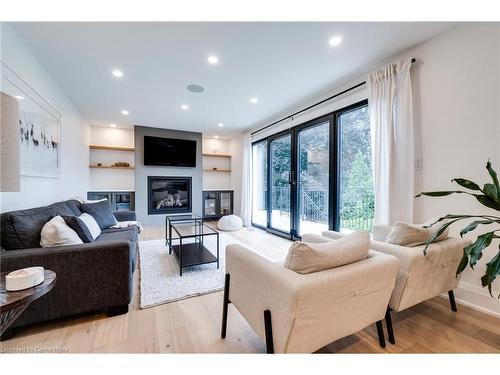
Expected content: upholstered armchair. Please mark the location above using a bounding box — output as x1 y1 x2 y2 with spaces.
221 238 400 353
322 227 471 345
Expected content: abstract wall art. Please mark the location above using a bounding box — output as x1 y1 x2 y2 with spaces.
2 62 61 178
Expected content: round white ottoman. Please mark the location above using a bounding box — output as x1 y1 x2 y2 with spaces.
217 215 243 231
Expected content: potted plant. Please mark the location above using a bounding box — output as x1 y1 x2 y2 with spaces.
417 161 500 297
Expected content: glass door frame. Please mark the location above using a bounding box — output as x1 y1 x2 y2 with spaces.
250 99 369 240
266 129 295 238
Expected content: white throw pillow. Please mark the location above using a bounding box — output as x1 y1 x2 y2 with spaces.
40 215 83 247
284 231 370 274
385 219 449 247
79 213 102 240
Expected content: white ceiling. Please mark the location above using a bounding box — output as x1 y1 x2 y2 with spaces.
10 22 456 137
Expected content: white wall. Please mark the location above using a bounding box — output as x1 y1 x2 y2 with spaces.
229 135 244 216
89 125 135 191
406 23 500 316
0 24 90 212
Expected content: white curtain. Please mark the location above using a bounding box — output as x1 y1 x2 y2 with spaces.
240 132 253 227
368 58 414 225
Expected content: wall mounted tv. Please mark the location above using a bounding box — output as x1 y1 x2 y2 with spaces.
144 136 197 167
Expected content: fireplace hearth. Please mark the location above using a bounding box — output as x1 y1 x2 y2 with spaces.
148 176 192 215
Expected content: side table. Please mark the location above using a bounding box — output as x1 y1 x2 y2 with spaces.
0 269 56 340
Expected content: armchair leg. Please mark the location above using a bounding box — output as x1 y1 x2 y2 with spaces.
263 310 274 354
375 320 386 348
221 273 230 339
448 290 458 312
385 307 395 344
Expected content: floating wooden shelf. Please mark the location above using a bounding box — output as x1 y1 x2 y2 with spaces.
202 153 231 158
90 165 135 170
89 145 135 152
203 169 232 173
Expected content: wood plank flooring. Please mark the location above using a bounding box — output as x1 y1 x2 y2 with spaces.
1 224 499 353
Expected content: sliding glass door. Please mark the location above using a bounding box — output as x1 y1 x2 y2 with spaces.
269 132 292 234
337 104 374 233
251 100 372 238
251 141 267 227
296 119 330 236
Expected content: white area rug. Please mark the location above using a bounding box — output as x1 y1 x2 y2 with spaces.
139 234 246 309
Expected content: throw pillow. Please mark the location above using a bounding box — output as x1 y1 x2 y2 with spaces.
79 213 102 240
80 199 117 229
284 230 370 274
61 215 95 243
40 215 83 247
385 220 449 247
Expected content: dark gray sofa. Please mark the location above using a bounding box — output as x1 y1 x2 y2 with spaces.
0 199 138 338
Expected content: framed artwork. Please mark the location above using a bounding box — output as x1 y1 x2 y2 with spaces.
1 62 61 178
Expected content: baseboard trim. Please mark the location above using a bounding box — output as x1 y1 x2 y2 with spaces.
440 282 500 318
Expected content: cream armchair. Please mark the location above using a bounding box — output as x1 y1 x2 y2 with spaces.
322 228 471 345
221 239 400 353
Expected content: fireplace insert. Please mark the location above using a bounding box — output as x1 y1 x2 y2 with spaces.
148 176 192 215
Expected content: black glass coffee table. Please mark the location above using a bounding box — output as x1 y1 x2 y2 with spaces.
166 214 203 249
169 222 219 276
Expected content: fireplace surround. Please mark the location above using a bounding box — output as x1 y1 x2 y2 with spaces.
148 176 192 215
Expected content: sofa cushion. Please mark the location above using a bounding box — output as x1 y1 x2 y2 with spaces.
1 200 84 250
40 215 83 247
386 221 449 247
61 215 95 243
284 231 370 274
80 200 117 229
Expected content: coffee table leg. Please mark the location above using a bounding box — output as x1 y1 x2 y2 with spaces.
217 233 219 269
179 237 183 276
169 223 172 254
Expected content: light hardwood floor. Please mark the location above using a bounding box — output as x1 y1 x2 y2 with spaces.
1 225 499 353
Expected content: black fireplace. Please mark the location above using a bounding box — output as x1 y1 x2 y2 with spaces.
148 176 192 215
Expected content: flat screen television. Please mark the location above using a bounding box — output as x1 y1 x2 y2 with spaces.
144 136 197 167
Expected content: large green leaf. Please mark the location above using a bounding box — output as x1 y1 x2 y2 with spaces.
465 232 494 268
480 248 500 297
483 183 499 203
452 178 481 191
486 161 500 201
474 194 500 211
423 218 462 255
459 219 499 237
416 191 466 197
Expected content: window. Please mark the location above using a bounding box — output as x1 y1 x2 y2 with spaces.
338 104 374 232
251 100 372 238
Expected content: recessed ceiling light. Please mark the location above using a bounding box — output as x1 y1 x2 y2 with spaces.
112 69 123 78
208 55 219 65
181 104 189 110
15 95 24 100
214 135 219 139
328 35 343 47
110 123 117 128
121 110 129 115
250 97 259 104
218 123 224 127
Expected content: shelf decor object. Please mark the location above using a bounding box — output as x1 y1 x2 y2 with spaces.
89 165 134 170
0 92 20 192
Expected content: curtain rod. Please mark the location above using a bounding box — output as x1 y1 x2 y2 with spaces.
251 57 416 136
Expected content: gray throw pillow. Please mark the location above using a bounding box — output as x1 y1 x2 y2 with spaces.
80 200 117 229
61 215 95 243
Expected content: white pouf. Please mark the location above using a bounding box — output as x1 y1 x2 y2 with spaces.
217 215 243 231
